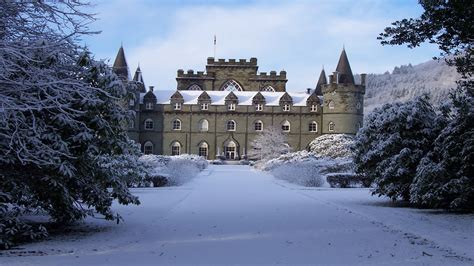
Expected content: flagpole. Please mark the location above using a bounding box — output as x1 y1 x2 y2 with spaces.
213 35 216 58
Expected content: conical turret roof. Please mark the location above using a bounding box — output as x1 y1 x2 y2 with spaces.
315 68 327 95
112 45 129 80
335 48 354 84
133 66 145 84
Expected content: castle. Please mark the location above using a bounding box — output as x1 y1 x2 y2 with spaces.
113 47 365 160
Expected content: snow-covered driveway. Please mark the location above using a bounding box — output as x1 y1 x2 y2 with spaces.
2 165 473 265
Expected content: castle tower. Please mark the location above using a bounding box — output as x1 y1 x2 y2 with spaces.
112 45 130 81
321 48 365 134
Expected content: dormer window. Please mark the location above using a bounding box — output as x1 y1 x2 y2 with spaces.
146 102 153 110
174 103 182 110
255 104 263 111
310 104 318 112
282 104 291 112
201 103 209 110
228 103 236 111
129 99 135 106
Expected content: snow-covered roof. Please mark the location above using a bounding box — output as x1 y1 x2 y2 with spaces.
140 90 322 106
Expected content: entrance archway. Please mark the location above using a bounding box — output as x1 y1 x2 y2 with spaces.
224 140 238 160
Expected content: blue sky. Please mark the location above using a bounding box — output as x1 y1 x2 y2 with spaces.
82 0 440 92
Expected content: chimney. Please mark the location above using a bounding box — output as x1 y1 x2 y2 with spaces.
333 71 339 84
360 73 367 86
149 86 154 92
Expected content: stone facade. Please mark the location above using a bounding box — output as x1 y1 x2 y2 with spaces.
113 46 365 160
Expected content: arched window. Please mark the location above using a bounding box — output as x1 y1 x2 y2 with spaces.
254 120 263 131
281 120 290 132
221 80 243 91
188 84 202 90
356 101 361 110
261 85 275 92
328 100 335 109
226 120 236 131
329 121 335 132
198 142 208 158
309 121 318 132
144 118 154 130
172 119 181 130
171 142 181 156
144 141 153 155
199 119 209 132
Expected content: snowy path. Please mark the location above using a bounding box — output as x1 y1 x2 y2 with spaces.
1 165 473 265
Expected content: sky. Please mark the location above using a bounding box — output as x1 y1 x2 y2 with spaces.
82 0 440 92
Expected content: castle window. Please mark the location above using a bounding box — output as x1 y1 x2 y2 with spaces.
356 101 361 110
328 101 335 109
188 84 202 91
171 142 181 156
129 99 135 106
198 142 208 159
128 120 135 129
282 104 291 112
144 119 154 130
201 103 209 110
144 141 153 155
255 104 263 111
329 122 335 132
309 121 318 132
254 120 263 131
310 104 318 112
226 120 236 131
281 120 290 132
199 119 209 132
174 103 182 110
172 119 182 130
261 85 275 92
228 103 236 111
146 102 153 110
221 80 243 91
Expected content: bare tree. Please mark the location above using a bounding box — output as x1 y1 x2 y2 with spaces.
248 126 291 161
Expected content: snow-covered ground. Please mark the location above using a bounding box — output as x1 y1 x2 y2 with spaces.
1 165 473 265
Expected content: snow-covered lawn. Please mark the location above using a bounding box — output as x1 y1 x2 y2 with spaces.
1 165 472 265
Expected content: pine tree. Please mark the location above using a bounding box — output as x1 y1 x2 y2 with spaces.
353 96 442 201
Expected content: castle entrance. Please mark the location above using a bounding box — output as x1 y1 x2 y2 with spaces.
224 140 238 160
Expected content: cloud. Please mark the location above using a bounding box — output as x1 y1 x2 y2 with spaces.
87 0 440 92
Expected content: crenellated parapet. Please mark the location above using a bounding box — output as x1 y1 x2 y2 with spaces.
250 70 287 81
206 57 258 67
176 69 215 80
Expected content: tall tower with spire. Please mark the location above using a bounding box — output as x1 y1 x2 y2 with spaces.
321 48 366 134
112 45 130 81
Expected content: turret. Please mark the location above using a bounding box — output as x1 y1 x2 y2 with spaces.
132 65 146 93
315 68 327 96
321 48 365 135
112 45 130 81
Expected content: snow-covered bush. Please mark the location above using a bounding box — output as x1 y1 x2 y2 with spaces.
353 96 442 201
0 1 145 249
140 154 208 186
309 134 355 158
410 90 474 210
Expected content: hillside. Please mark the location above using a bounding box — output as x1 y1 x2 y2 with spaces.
355 59 459 113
